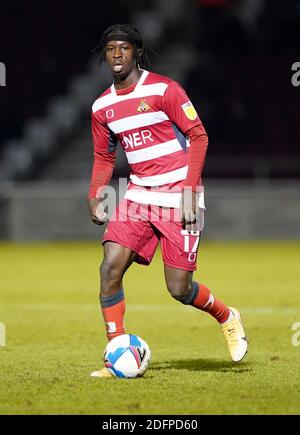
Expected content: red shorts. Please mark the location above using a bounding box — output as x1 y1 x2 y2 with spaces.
102 199 202 271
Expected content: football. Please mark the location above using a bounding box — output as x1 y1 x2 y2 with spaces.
103 334 151 378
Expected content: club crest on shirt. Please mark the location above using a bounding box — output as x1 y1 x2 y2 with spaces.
181 101 198 120
137 100 151 112
106 109 115 119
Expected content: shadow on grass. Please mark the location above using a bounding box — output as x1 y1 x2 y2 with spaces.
149 358 252 374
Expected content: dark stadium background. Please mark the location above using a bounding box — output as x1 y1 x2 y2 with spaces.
0 0 299 240
1 0 300 416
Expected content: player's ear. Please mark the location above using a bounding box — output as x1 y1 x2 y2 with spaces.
135 48 143 65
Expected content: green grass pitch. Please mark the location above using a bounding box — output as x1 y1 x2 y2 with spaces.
0 241 300 415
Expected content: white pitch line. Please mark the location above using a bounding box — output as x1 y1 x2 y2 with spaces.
1 304 299 315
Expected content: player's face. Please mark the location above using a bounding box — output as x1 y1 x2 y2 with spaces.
105 40 137 77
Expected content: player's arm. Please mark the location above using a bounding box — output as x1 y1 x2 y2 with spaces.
163 81 208 229
88 111 116 225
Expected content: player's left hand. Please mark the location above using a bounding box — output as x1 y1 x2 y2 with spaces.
180 189 201 232
88 198 107 225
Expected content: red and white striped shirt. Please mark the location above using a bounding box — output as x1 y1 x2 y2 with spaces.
91 70 207 207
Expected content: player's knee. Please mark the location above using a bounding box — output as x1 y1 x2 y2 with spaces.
166 281 192 304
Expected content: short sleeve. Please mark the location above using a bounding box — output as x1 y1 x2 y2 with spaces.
163 81 201 134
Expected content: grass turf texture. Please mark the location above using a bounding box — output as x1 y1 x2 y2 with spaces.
0 241 300 415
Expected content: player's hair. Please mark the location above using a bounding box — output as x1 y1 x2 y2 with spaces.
95 24 153 69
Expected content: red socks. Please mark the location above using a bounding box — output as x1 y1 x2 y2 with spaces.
191 282 230 324
100 289 125 341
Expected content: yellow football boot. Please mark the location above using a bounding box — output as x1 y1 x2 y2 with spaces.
90 367 112 378
221 307 248 362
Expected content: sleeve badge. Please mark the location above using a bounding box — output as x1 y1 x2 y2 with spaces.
181 101 198 120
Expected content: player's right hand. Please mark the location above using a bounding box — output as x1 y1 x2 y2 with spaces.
88 198 107 225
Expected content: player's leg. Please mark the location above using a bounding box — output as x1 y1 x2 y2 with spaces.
91 200 158 378
91 242 137 378
164 265 248 362
100 241 137 341
153 205 248 362
164 266 231 324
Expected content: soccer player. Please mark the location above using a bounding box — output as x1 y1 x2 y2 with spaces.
88 24 248 377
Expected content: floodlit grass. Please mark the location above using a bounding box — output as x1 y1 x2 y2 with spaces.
0 241 300 414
